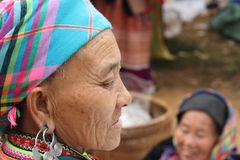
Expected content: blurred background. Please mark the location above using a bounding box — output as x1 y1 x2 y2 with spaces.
92 0 240 159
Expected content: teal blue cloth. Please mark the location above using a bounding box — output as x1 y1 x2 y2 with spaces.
210 5 240 42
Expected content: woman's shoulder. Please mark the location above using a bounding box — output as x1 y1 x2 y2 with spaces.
229 153 240 160
144 137 174 160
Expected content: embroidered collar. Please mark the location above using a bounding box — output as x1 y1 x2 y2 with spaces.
1 133 98 160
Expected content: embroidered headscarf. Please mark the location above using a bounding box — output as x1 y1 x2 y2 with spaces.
161 88 238 160
0 0 111 131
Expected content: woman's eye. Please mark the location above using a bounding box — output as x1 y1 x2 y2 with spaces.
196 132 206 139
196 134 204 139
180 127 189 134
101 79 114 88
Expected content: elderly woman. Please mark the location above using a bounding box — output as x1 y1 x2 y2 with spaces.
145 88 238 160
0 0 131 159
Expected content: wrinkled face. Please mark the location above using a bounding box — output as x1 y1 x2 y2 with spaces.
46 30 131 151
174 110 219 160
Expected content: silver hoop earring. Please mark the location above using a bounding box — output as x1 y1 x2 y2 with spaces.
32 126 63 160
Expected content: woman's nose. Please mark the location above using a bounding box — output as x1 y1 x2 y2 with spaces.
184 135 196 147
117 79 132 108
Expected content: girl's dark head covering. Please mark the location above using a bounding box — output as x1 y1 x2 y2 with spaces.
177 88 229 135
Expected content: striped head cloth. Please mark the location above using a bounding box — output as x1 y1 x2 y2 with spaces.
0 0 111 131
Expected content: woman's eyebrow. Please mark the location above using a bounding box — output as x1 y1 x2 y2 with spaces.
180 124 189 129
101 62 120 75
196 129 206 133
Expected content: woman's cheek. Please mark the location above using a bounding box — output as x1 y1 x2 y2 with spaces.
174 128 183 144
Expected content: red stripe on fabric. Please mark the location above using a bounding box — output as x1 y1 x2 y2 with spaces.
0 0 21 17
32 0 60 68
4 74 13 85
28 66 45 81
20 0 43 71
1 82 37 96
0 25 102 43
86 0 93 40
2 89 8 96
0 1 14 17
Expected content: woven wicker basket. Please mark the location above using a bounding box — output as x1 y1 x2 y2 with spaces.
94 92 174 160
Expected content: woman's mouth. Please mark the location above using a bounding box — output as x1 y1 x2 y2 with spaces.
182 150 197 160
112 119 122 128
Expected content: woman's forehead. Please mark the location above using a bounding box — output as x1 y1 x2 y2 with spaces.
180 110 216 131
55 30 121 80
75 30 119 58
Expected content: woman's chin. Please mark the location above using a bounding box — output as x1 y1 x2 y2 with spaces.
98 136 121 151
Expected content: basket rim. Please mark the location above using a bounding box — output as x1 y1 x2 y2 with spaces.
122 92 172 130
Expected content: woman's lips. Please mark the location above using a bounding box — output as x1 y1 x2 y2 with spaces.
112 119 122 128
182 150 197 160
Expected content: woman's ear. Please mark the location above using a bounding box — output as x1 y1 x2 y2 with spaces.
25 86 55 133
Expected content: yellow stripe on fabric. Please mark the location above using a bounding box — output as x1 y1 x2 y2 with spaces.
3 0 30 103
0 96 22 103
27 0 49 69
4 25 27 105
6 141 34 156
6 0 31 73
0 106 8 114
24 0 33 23
1 24 102 42
6 26 26 73
0 97 8 104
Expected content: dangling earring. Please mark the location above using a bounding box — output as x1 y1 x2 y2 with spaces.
32 125 63 160
43 130 63 160
32 126 47 160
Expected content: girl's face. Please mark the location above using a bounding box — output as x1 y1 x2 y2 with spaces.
174 110 219 160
